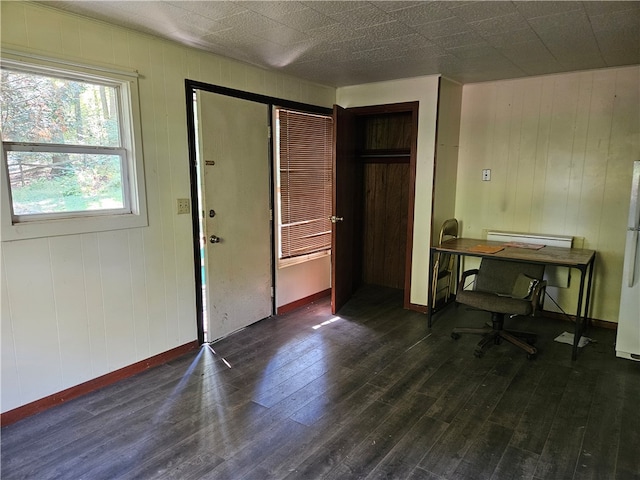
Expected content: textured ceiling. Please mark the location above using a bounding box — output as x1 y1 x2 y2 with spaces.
41 1 640 86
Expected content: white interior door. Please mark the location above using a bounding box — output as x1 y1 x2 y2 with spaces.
197 91 272 341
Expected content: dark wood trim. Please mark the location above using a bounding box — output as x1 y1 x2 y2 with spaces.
186 79 332 116
407 302 428 314
185 80 205 345
359 155 410 164
422 302 616 330
347 102 419 115
430 76 443 246
277 288 332 315
541 310 617 330
1 341 199 427
403 103 419 309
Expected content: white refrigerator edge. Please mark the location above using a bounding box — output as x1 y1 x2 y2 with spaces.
616 160 640 361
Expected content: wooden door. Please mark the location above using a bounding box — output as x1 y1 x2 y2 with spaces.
331 105 357 314
197 91 272 341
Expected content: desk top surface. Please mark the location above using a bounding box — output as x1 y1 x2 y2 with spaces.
433 238 595 268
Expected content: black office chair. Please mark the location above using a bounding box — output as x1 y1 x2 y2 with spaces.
452 257 546 359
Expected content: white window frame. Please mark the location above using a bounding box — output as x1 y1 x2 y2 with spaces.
0 51 148 240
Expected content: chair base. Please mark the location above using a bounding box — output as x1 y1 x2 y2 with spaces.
451 313 537 359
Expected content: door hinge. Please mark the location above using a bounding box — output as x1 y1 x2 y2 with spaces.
270 286 275 298
268 125 272 139
269 208 273 221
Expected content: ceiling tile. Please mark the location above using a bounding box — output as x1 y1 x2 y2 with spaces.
539 31 601 60
380 34 443 53
469 12 531 36
514 1 583 19
253 25 309 47
527 9 591 32
482 27 540 48
307 22 367 43
582 1 640 15
496 40 559 65
354 20 409 41
413 16 473 39
589 9 640 32
373 1 425 13
446 43 502 60
601 49 640 67
386 2 455 27
217 10 283 32
240 1 307 19
167 1 248 20
559 54 607 71
173 13 230 35
270 7 338 31
331 4 395 28
595 27 640 56
517 61 566 77
431 30 486 49
302 1 368 16
447 1 518 23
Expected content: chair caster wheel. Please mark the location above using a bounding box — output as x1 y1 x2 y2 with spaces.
451 332 461 340
494 337 503 345
527 353 537 360
474 349 484 358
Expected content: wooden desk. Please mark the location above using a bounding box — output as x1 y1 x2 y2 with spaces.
428 238 596 360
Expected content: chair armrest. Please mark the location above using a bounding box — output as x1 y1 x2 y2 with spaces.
458 269 479 291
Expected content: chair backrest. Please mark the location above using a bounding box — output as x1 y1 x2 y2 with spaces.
475 258 545 296
439 218 458 243
437 218 458 271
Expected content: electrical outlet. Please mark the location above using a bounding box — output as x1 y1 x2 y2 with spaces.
177 198 190 214
482 169 491 181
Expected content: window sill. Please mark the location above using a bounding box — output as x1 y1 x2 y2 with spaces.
0 211 149 241
278 250 331 269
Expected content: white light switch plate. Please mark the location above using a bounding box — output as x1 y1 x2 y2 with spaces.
482 169 491 181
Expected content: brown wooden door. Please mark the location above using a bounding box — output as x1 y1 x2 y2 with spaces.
331 105 357 314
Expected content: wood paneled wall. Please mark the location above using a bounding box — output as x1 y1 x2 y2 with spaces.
361 113 413 151
456 66 640 323
361 163 409 289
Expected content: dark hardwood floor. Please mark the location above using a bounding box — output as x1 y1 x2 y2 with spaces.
2 285 640 480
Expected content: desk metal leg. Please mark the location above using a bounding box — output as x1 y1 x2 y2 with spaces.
572 256 596 361
427 249 434 328
582 256 596 332
572 267 587 361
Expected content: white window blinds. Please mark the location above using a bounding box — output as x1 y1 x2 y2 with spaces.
277 108 333 260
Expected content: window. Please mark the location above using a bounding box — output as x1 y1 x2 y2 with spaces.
275 108 333 263
0 52 147 240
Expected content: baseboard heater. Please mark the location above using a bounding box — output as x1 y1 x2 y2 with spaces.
486 230 573 288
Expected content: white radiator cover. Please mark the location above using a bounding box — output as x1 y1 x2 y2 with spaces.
486 230 573 288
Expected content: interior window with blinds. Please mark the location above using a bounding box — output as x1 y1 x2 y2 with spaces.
275 108 333 262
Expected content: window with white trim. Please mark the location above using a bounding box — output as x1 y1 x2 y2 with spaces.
275 107 333 264
0 53 147 240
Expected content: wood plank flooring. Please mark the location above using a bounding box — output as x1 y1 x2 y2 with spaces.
2 285 640 480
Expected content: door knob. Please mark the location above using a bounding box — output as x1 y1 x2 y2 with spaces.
209 235 221 244
329 216 344 223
